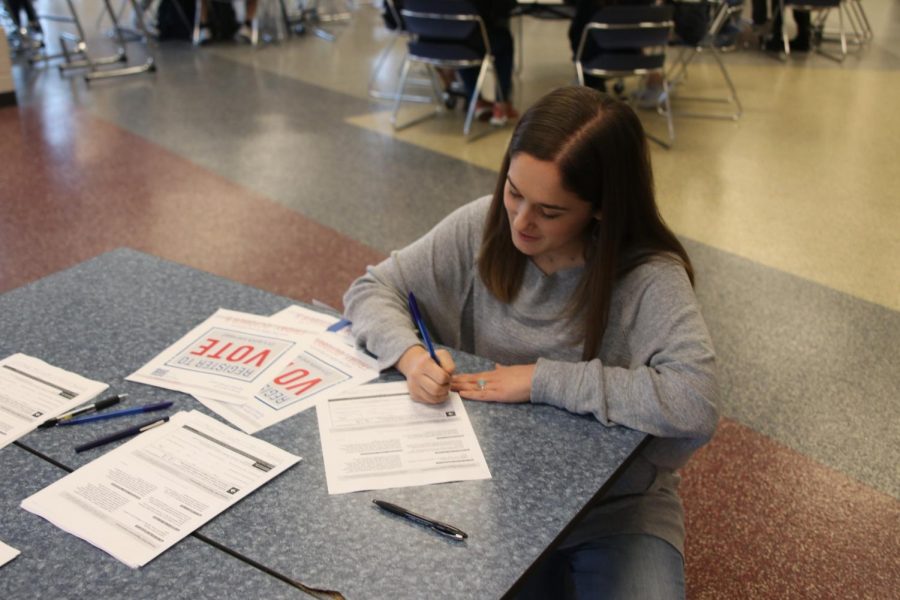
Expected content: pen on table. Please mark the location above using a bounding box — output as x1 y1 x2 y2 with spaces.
74 416 170 453
59 401 174 426
373 499 468 541
38 393 128 428
407 291 442 367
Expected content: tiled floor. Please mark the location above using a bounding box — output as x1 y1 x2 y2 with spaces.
1 0 898 596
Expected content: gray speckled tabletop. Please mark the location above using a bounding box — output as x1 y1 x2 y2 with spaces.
0 249 646 599
0 445 308 599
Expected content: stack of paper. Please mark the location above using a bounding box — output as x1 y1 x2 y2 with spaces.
127 306 378 434
21 410 301 568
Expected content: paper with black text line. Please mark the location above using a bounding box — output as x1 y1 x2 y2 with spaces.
0 353 108 449
20 410 300 569
127 308 315 405
0 540 20 567
194 333 379 434
318 381 492 495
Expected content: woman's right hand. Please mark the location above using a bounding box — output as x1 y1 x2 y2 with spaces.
396 345 456 404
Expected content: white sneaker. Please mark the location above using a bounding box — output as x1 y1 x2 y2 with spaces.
236 24 253 43
633 86 665 110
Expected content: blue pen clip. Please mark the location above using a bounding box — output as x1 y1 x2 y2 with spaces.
327 318 352 333
407 292 442 367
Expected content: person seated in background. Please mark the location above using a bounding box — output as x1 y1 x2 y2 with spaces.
236 0 257 42
4 0 43 42
460 0 518 126
382 0 518 127
757 0 811 52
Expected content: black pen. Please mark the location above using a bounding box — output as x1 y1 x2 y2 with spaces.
38 393 128 429
373 499 468 541
74 416 170 453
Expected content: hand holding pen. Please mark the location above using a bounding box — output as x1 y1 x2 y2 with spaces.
400 293 455 404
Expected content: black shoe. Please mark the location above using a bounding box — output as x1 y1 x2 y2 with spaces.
763 35 784 52
789 36 810 52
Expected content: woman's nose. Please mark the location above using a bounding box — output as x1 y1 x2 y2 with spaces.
513 205 532 229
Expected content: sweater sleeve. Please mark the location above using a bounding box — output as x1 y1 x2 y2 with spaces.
531 262 719 441
342 198 487 371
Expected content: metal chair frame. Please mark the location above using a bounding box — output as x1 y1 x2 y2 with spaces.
83 0 155 81
813 0 872 46
20 0 93 69
780 0 867 62
368 0 434 103
192 0 290 46
392 4 499 137
667 0 742 121
574 14 675 148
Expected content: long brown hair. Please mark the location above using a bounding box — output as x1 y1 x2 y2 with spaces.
478 86 693 360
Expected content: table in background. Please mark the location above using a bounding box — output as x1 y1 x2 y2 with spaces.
0 248 647 599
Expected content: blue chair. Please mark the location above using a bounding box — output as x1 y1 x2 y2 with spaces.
667 0 742 121
574 4 675 147
391 0 499 136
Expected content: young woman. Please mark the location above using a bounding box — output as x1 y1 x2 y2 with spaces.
342 86 718 598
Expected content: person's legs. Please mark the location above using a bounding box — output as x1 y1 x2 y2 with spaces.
566 534 685 600
237 0 258 41
512 534 684 600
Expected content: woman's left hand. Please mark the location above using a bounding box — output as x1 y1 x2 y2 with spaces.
451 364 536 403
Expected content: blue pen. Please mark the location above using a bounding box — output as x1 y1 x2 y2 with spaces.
59 401 174 426
74 416 170 453
408 291 442 367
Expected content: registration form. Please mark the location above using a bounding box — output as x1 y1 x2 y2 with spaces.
195 333 378 434
318 381 491 494
0 353 108 449
21 410 300 568
127 309 313 405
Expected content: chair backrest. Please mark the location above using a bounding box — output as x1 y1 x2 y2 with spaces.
400 0 482 41
585 5 675 51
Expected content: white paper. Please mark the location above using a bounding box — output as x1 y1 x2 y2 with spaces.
270 305 355 346
270 304 343 332
317 381 491 495
0 354 108 449
0 540 20 567
21 410 300 568
195 333 379 434
126 309 315 405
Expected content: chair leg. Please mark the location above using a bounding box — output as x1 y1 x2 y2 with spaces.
854 0 872 40
368 32 399 97
662 77 675 147
192 0 202 45
463 60 490 136
782 5 791 56
391 58 412 128
575 61 585 87
710 47 742 119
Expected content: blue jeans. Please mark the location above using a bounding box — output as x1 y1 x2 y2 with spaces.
513 534 685 600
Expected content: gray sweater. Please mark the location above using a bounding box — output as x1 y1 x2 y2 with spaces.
343 196 719 555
